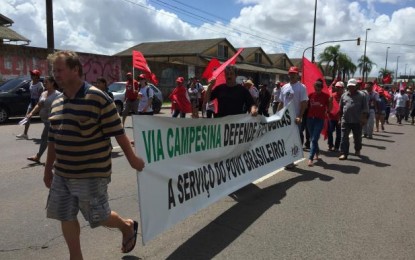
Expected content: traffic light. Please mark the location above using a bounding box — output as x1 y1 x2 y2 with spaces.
357 37 361 45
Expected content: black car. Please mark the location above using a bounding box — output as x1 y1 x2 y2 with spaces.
0 77 44 124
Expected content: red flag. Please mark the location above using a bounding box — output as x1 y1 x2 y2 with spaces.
302 57 331 139
301 57 329 95
202 58 221 80
382 73 392 84
169 85 192 113
150 73 159 85
210 48 244 88
132 50 159 85
373 83 382 93
132 51 151 73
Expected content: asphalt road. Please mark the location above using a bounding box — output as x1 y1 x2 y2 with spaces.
1 109 415 260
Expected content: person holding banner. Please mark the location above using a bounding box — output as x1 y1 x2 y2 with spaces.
204 65 258 118
44 51 145 258
306 79 332 166
277 66 308 168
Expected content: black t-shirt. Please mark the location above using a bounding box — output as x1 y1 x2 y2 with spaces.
211 84 255 118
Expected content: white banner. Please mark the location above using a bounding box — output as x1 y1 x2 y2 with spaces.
132 102 303 244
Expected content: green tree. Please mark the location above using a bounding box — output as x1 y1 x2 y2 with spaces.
338 53 357 81
318 45 341 80
378 68 394 78
317 45 356 82
357 55 376 81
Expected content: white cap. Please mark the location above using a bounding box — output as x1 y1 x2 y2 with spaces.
335 81 344 88
347 79 357 87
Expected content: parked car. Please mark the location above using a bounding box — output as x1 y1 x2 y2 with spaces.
0 77 44 124
107 81 163 114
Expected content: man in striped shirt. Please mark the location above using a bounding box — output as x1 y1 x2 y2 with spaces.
44 50 145 258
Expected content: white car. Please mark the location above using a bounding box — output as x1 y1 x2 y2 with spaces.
108 81 163 114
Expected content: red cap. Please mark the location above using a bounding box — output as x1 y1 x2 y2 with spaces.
176 77 184 83
30 69 41 76
138 73 147 80
288 66 299 74
126 72 132 76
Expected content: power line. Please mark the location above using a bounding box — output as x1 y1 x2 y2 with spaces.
124 0 305 53
365 40 415 47
150 0 300 51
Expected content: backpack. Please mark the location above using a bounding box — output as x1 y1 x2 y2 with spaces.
147 87 161 110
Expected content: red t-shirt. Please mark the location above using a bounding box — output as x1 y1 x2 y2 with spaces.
125 80 139 100
328 92 342 120
307 92 330 119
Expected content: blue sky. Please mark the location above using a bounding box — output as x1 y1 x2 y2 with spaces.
2 0 415 77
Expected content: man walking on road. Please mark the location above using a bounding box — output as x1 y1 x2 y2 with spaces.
16 69 44 139
44 50 145 259
121 72 140 126
338 78 368 160
277 66 308 168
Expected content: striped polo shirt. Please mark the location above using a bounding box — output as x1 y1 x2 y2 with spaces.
48 83 124 178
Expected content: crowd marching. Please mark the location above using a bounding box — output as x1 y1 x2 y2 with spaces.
14 49 414 258
18 62 415 166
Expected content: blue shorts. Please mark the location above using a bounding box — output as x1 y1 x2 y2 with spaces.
46 175 111 228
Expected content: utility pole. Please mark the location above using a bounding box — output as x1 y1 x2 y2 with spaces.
384 47 390 71
363 28 370 82
396 56 400 81
311 0 317 63
46 0 54 53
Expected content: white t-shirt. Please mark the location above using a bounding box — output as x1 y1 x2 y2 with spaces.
138 85 154 112
394 93 409 108
279 81 308 117
272 87 281 103
30 81 44 100
195 82 203 99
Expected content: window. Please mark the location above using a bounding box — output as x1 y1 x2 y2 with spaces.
218 45 229 59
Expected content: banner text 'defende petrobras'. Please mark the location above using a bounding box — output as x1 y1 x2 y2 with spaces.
141 109 292 164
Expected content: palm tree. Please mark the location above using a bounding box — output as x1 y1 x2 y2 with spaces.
317 45 356 82
357 55 376 81
378 68 394 83
318 45 341 80
337 53 357 82
378 68 394 78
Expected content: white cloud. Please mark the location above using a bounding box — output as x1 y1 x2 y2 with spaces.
2 0 414 76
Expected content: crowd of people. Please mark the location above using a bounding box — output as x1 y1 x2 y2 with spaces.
15 49 415 259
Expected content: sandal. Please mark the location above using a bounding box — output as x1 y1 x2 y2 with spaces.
27 156 40 163
122 221 138 253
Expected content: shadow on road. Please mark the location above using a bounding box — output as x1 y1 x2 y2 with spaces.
22 162 45 169
315 159 360 174
383 131 404 135
122 256 141 260
362 143 386 150
166 169 333 259
369 137 395 143
349 155 391 167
